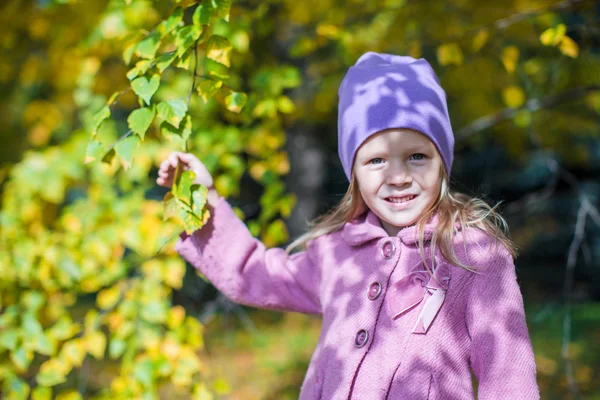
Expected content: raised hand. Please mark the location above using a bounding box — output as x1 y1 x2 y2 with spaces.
157 152 220 207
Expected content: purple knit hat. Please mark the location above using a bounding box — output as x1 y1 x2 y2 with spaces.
337 52 454 181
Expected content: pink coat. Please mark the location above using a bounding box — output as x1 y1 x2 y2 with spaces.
176 197 540 399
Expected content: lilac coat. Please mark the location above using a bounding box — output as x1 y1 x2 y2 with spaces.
176 197 540 399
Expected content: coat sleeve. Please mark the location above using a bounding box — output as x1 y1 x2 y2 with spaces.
465 243 539 399
174 196 322 315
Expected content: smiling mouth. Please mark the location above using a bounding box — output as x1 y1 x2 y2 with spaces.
385 195 417 204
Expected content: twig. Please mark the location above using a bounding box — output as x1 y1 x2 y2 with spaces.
504 157 559 216
187 41 201 107
456 84 600 145
562 199 587 400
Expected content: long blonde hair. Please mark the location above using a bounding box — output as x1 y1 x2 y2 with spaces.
285 165 516 274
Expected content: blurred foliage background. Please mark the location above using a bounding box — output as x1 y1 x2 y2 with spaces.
1 0 599 399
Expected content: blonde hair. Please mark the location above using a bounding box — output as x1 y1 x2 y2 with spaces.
285 165 516 275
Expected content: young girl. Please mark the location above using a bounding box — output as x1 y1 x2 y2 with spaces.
157 52 539 399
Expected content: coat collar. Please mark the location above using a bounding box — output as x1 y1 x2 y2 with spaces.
341 209 457 246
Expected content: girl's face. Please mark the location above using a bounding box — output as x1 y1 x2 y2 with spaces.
353 128 443 236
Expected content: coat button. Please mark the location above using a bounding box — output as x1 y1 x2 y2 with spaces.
354 329 369 348
368 282 382 300
381 240 396 259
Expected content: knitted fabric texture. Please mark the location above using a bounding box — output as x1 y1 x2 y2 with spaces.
337 51 455 180
176 197 540 399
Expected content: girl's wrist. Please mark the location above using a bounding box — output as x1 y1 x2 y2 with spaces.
206 187 220 208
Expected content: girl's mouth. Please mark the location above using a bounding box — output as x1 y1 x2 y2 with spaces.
385 194 417 204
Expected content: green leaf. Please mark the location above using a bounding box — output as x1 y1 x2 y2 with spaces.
157 99 188 128
31 386 52 400
11 347 33 371
123 41 136 65
175 49 193 70
156 51 177 73
127 107 155 140
214 0 232 21
0 329 18 351
191 185 208 216
163 192 180 221
161 115 192 150
193 3 213 25
48 316 80 341
205 58 230 80
206 35 232 67
131 74 160 105
23 290 45 313
102 148 116 165
115 135 141 170
22 312 44 337
37 359 67 387
6 376 30 399
141 300 168 323
196 78 222 102
133 359 154 387
174 170 196 201
175 25 202 57
109 337 127 359
224 90 248 113
85 139 105 164
135 32 161 59
158 7 183 37
136 59 154 76
32 332 56 356
91 105 110 136
280 66 301 88
126 66 141 81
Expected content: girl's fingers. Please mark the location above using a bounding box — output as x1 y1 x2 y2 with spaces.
169 152 180 168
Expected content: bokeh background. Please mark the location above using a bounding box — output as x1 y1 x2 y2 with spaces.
1 0 600 399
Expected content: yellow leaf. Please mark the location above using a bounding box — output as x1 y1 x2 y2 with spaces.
501 46 519 74
85 330 106 359
271 152 290 175
559 36 579 58
167 305 186 329
584 92 600 113
192 383 214 400
472 29 489 52
163 259 185 289
96 285 121 310
524 59 541 76
436 43 463 66
540 23 566 46
161 337 181 360
31 386 52 400
249 161 267 181
56 390 82 400
60 338 87 368
316 23 339 38
502 85 526 108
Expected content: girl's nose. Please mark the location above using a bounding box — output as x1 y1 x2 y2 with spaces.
386 163 412 186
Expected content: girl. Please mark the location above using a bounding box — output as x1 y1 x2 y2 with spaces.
157 52 539 399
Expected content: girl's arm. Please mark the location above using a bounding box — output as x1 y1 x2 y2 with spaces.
466 245 540 399
175 196 322 315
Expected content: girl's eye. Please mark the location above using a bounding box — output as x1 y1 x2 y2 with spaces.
410 153 426 161
369 158 384 165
